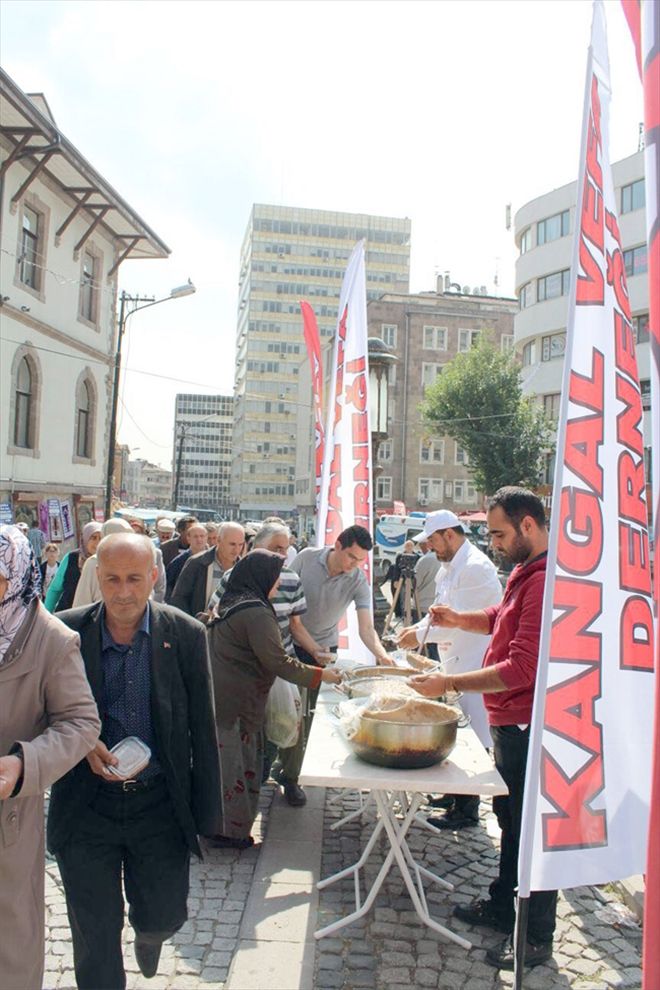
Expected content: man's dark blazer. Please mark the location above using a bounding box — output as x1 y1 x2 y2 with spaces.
160 536 187 568
170 547 219 617
47 601 221 857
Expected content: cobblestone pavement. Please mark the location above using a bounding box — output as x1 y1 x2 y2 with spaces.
314 790 643 990
42 785 277 990
42 784 643 990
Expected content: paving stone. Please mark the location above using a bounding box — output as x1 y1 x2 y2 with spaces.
200 966 228 982
414 968 438 987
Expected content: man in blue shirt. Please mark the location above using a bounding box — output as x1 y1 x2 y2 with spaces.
49 533 221 990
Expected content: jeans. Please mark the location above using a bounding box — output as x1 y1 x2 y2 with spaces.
489 724 557 944
56 777 190 990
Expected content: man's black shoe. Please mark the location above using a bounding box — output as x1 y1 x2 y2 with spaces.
428 809 479 831
426 794 454 810
134 937 162 978
485 934 553 970
283 781 307 807
453 898 514 933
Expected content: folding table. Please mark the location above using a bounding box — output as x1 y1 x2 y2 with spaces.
300 699 507 947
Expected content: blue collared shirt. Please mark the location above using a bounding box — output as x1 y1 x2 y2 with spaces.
100 604 160 778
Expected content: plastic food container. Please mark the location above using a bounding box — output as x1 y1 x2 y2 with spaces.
106 736 151 778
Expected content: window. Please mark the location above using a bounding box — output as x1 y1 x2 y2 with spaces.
419 478 444 502
421 362 444 388
423 325 447 350
633 314 649 344
621 179 645 214
378 439 392 462
624 245 648 277
519 282 533 309
453 480 465 502
542 393 561 420
458 328 480 352
500 334 514 352
520 228 532 254
14 357 32 448
640 379 651 410
419 439 444 464
466 483 478 504
376 476 392 501
19 206 40 289
79 251 98 323
75 381 92 458
455 443 468 465
537 269 570 302
542 333 566 361
537 209 570 245
381 324 397 348
543 451 556 486
522 340 536 366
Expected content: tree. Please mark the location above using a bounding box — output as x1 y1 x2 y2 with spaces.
421 335 556 496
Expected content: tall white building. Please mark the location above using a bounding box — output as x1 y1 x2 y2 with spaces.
173 393 233 516
0 69 168 549
231 204 411 520
513 150 650 492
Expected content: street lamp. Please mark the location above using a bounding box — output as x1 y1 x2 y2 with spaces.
367 337 398 635
367 337 397 504
104 280 196 517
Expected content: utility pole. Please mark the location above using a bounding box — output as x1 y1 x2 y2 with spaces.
103 281 196 519
172 424 186 510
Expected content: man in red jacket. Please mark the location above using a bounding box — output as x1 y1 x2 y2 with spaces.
410 486 556 971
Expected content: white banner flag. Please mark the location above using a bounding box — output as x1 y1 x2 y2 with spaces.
518 0 656 896
316 240 373 661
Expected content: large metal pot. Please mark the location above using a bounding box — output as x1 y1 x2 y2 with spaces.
348 705 462 769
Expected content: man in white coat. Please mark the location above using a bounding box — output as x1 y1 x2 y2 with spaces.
397 509 502 829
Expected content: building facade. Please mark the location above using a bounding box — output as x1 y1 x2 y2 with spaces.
513 150 650 498
0 70 168 550
125 458 172 507
231 204 411 519
173 393 233 516
367 287 518 514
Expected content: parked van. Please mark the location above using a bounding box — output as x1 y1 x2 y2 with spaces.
374 513 427 565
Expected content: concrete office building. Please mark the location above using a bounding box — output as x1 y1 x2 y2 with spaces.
231 204 411 519
125 458 172 508
513 149 650 497
173 393 233 516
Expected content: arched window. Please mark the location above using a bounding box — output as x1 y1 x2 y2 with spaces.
14 357 32 448
75 379 92 459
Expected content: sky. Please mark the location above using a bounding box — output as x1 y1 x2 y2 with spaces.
0 0 643 468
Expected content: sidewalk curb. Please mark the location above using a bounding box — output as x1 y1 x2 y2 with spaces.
225 785 325 990
612 876 645 924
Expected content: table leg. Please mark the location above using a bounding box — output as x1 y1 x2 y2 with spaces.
329 790 374 831
373 791 472 950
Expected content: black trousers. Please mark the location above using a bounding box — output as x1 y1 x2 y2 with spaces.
489 724 557 944
56 777 190 990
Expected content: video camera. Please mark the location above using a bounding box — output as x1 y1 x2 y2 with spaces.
397 553 418 579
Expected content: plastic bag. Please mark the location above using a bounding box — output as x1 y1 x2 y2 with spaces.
265 678 301 748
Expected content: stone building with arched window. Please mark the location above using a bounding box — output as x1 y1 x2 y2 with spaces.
0 69 168 550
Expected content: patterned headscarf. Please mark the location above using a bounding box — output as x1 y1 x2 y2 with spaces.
0 524 42 663
79 521 103 561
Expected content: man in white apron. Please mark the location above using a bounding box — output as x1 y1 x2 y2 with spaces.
397 509 502 829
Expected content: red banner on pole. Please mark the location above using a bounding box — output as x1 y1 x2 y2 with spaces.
622 3 660 985
518 0 655 904
300 301 325 512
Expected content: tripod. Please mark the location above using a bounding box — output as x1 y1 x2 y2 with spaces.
382 574 423 643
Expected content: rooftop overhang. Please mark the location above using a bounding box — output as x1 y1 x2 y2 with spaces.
0 68 170 275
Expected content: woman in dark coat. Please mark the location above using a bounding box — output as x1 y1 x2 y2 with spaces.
207 550 340 847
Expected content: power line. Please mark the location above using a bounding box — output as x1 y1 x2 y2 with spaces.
1 335 225 389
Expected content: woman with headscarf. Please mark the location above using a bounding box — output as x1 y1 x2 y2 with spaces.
44 520 103 613
0 525 100 990
207 549 341 848
71 517 131 608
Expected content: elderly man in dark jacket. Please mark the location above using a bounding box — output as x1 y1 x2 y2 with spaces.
48 533 221 990
171 521 245 616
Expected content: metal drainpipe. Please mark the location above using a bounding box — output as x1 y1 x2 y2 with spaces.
401 311 411 503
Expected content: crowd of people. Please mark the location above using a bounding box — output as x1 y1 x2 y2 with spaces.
1 485 557 987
